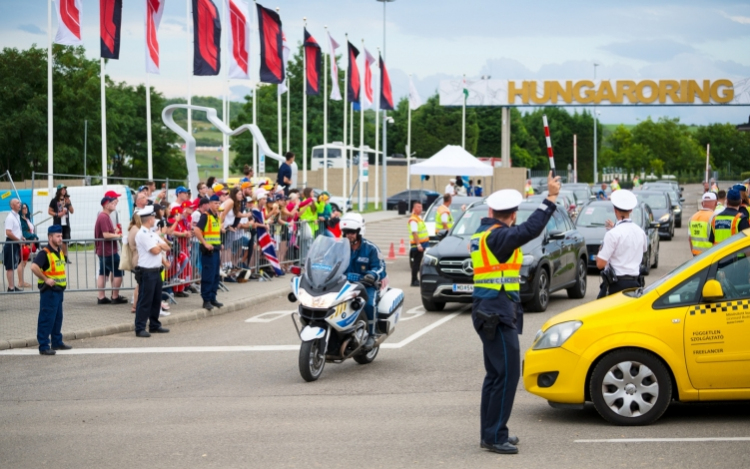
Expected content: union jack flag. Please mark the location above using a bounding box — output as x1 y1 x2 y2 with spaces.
252 209 284 276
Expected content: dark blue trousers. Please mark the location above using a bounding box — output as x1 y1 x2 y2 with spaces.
135 270 162 333
37 289 64 351
201 250 221 302
476 323 520 445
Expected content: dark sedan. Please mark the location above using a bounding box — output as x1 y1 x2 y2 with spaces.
575 200 660 273
636 191 675 240
419 201 588 313
386 190 440 211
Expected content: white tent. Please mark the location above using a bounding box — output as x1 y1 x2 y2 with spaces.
409 145 494 176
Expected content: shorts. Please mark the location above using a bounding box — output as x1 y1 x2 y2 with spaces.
98 254 123 277
3 243 20 271
61 225 71 240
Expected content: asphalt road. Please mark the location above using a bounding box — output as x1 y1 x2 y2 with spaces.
2 185 749 468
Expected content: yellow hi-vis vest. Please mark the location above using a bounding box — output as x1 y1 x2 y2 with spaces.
711 212 742 245
689 210 713 256
524 184 534 196
203 212 221 245
38 247 66 288
436 205 454 230
471 225 523 293
409 215 429 246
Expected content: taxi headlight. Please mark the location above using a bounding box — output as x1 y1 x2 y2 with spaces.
659 213 670 222
532 321 582 350
422 254 438 267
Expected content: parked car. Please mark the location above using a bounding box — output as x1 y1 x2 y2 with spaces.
420 201 588 313
636 191 675 240
423 196 481 243
312 189 351 213
386 190 440 211
574 200 660 274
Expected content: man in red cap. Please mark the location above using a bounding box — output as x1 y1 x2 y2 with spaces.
95 192 126 305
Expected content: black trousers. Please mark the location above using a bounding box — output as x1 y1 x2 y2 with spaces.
135 269 163 332
597 278 641 299
476 322 520 446
409 247 423 283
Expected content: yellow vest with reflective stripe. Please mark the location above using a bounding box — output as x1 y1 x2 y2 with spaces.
436 205 454 230
711 212 742 245
524 184 534 196
689 210 713 256
471 225 523 293
38 248 66 287
409 215 429 246
203 212 221 245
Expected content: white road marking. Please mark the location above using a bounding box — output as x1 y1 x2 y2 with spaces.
398 306 426 322
245 310 295 323
575 438 750 443
0 308 467 356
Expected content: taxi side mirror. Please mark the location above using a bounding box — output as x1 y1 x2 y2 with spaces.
702 279 724 302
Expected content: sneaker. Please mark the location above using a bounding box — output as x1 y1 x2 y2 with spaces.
161 302 170 311
159 310 171 317
174 291 190 298
98 297 112 305
111 296 128 305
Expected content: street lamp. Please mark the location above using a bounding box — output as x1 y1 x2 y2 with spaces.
378 0 395 207
593 63 599 183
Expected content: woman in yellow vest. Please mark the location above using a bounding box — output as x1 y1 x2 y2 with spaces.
30 225 71 355
436 194 454 231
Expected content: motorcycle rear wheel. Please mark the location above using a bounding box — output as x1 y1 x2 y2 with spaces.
299 339 325 382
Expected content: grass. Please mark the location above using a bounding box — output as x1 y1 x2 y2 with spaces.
348 202 387 214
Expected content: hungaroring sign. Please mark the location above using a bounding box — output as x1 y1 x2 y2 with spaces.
439 78 750 106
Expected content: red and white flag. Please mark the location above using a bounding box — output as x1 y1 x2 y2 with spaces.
226 0 250 79
277 31 291 95
145 0 166 74
55 0 83 45
327 31 342 101
361 48 376 110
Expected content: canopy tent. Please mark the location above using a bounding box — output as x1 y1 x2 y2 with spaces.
409 145 494 176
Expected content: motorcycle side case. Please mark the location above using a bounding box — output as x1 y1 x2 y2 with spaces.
376 288 404 335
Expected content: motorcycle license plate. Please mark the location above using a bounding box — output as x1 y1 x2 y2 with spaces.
452 284 473 293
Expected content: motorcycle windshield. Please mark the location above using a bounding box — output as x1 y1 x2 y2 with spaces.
304 236 351 290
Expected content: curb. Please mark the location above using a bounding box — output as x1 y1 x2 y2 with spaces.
0 287 289 351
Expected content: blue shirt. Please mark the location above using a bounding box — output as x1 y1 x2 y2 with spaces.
277 163 292 186
346 239 385 283
474 186 483 197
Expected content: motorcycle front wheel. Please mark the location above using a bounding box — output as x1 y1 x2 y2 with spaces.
299 339 326 382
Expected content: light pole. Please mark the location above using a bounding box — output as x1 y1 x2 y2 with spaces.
593 63 599 183
377 0 395 207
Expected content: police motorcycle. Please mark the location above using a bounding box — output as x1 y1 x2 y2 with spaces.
288 236 404 382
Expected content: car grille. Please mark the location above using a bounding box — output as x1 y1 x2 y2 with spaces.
438 258 472 277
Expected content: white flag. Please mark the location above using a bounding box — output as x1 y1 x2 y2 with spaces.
226 0 250 80
145 0 166 74
327 31 342 101
361 48 376 110
409 75 423 110
54 0 83 45
278 31 291 95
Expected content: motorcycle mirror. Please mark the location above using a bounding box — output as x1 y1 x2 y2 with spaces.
288 292 297 303
290 265 302 276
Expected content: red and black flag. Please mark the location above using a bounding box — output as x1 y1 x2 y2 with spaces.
304 28 321 96
193 0 222 75
256 3 284 84
379 53 394 111
100 0 122 59
347 41 360 103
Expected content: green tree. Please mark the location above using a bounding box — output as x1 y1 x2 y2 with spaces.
693 123 750 176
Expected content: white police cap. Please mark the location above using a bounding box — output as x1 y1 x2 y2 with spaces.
137 206 155 218
610 189 638 211
486 189 524 211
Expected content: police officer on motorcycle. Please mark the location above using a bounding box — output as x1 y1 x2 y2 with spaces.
340 213 386 350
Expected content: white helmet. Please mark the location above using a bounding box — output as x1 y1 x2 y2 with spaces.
340 212 365 235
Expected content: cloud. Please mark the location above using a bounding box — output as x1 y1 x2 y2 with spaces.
600 39 696 62
721 11 750 24
18 24 43 35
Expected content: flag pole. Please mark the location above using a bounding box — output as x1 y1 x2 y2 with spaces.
407 75 413 194
374 47 380 210
222 1 230 181
303 17 308 187
350 102 354 201
286 76 290 153
187 0 192 138
101 58 108 188
323 26 329 192
359 39 365 212
276 8 283 157
252 0 258 175
342 33 348 201
146 72 153 179
47 0 53 189
462 73 466 149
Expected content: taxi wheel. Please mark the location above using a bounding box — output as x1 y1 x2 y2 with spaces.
590 349 671 426
567 259 587 299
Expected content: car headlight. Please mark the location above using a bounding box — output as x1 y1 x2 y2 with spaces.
422 254 438 267
532 321 582 350
659 213 670 222
673 208 681 214
522 255 535 266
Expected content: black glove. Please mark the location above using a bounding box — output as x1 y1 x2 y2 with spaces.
362 274 376 286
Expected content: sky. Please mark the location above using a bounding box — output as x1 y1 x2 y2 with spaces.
2 0 750 126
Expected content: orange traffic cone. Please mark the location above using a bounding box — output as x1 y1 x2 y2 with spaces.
398 239 407 256
387 242 397 260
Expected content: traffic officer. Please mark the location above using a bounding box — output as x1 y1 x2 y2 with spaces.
134 206 170 337
30 225 71 355
688 192 717 256
596 190 647 298
436 194 454 231
715 190 726 214
610 177 621 192
709 188 750 245
471 171 560 455
736 184 750 218
524 179 534 198
194 195 223 310
408 201 429 287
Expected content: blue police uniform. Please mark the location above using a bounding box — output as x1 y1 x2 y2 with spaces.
33 226 67 353
472 199 556 448
346 238 385 333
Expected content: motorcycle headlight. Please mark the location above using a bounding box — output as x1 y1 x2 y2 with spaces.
297 290 339 309
423 254 439 267
532 321 582 350
659 213 670 222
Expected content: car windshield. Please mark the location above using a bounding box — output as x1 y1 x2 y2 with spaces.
450 206 532 237
311 148 342 159
304 237 351 289
573 190 589 202
638 194 667 209
575 204 614 227
425 202 465 223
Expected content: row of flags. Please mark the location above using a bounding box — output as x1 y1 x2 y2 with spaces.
52 0 397 110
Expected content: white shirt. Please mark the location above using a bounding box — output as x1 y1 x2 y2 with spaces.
5 210 22 240
598 219 648 277
290 162 298 189
444 184 455 196
135 227 163 269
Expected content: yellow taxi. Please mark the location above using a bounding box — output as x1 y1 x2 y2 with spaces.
523 231 750 425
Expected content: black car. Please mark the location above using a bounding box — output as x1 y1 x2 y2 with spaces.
636 191 675 240
386 190 440 211
666 190 684 227
575 200 660 273
642 181 683 196
564 183 596 205
419 202 588 313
